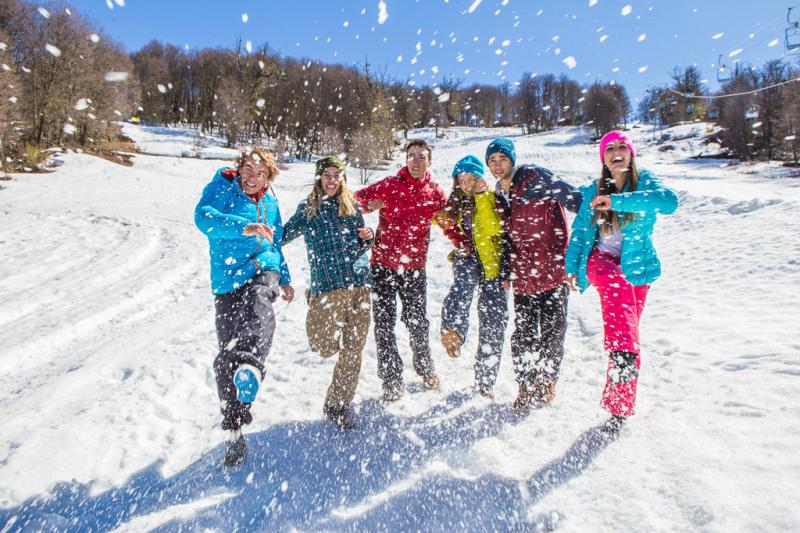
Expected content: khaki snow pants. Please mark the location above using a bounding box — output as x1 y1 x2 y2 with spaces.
306 287 371 410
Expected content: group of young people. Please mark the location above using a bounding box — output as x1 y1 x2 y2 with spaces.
194 132 678 466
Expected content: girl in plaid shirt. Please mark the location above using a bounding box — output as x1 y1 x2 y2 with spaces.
283 156 374 429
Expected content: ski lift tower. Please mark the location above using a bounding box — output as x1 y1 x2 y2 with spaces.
787 6 800 53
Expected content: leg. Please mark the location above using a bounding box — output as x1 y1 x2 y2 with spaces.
441 256 480 340
587 251 644 354
531 284 569 390
398 268 433 378
371 264 403 387
326 288 371 410
474 277 508 390
601 351 641 417
213 272 279 430
306 290 346 359
510 293 542 386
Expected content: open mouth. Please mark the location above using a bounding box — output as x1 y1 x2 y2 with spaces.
612 156 624 163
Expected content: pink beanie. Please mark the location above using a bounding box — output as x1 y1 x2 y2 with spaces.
599 130 636 163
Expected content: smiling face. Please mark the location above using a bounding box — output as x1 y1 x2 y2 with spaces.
603 140 632 173
457 172 479 195
319 166 343 196
406 145 432 179
487 152 513 180
239 156 271 195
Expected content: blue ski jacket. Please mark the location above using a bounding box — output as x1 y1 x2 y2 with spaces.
565 168 678 291
195 167 291 295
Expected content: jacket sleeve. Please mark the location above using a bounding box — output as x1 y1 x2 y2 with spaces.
611 171 679 215
565 191 594 276
272 205 292 286
282 202 308 245
473 191 502 238
433 209 470 250
539 168 583 213
194 181 252 240
354 178 388 212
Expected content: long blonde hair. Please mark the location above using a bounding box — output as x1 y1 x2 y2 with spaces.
305 178 357 218
592 158 640 235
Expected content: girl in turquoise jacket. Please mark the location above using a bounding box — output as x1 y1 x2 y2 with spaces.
565 131 678 432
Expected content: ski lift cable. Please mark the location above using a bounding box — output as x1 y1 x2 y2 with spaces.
667 77 800 99
720 13 786 56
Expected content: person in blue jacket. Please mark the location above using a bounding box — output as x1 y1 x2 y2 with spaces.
565 131 678 433
283 156 374 430
195 147 295 467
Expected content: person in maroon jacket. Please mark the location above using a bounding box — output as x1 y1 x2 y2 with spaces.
486 137 582 413
355 140 451 401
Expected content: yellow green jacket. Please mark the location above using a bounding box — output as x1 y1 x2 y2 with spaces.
459 191 507 280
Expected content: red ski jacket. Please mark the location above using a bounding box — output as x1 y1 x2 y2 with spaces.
354 167 448 270
505 165 582 295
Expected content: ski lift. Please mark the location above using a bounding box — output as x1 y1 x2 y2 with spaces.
717 55 732 82
745 105 759 120
686 104 696 115
708 109 720 120
786 6 800 53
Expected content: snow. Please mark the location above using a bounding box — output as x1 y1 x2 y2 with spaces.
0 124 799 531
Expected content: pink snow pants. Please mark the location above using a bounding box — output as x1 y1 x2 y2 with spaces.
586 250 649 417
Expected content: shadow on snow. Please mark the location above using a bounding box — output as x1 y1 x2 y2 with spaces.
0 391 617 532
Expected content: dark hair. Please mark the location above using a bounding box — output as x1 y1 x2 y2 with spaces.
404 139 432 161
592 159 640 234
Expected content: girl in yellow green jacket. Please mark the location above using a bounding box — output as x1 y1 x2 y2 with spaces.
440 155 509 398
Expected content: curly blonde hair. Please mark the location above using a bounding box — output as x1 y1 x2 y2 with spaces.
236 147 280 182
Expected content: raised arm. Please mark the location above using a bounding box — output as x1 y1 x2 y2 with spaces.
282 202 308 245
611 170 679 215
194 181 252 240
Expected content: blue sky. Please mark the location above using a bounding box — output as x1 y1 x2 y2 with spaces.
73 0 797 102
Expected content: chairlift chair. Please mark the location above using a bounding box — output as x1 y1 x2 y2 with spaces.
787 6 800 53
708 109 720 120
745 105 759 120
717 55 732 82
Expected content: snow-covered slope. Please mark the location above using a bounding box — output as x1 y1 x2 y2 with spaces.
0 124 798 532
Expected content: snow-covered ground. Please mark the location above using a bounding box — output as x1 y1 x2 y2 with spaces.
0 124 798 532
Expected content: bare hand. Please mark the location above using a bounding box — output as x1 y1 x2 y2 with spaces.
366 199 386 212
357 227 374 240
281 284 295 303
590 195 612 211
565 274 579 292
243 223 274 243
502 280 510 292
474 179 488 193
454 246 471 259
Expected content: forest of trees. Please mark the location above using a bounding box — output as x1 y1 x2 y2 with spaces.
1 0 798 174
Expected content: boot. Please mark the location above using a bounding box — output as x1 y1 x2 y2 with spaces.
382 380 403 402
324 405 355 430
475 386 494 400
441 330 463 358
422 372 440 390
538 378 557 406
223 429 247 467
512 383 537 414
600 414 627 434
233 364 262 403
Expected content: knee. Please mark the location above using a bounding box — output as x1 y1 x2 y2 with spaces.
609 351 639 384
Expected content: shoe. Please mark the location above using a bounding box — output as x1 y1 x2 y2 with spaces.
600 414 627 434
324 405 355 430
512 383 537 414
223 430 247 467
476 386 494 400
441 330 463 358
233 364 262 403
382 381 403 402
422 373 440 390
539 378 557 406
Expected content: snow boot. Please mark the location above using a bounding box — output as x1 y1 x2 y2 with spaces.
324 405 355 430
512 383 537 414
441 330 463 358
233 364 262 403
223 429 247 467
600 414 627 435
538 378 557 406
422 372 440 391
382 381 403 402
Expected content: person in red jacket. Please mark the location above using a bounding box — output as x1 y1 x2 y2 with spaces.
486 137 582 414
354 140 450 401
